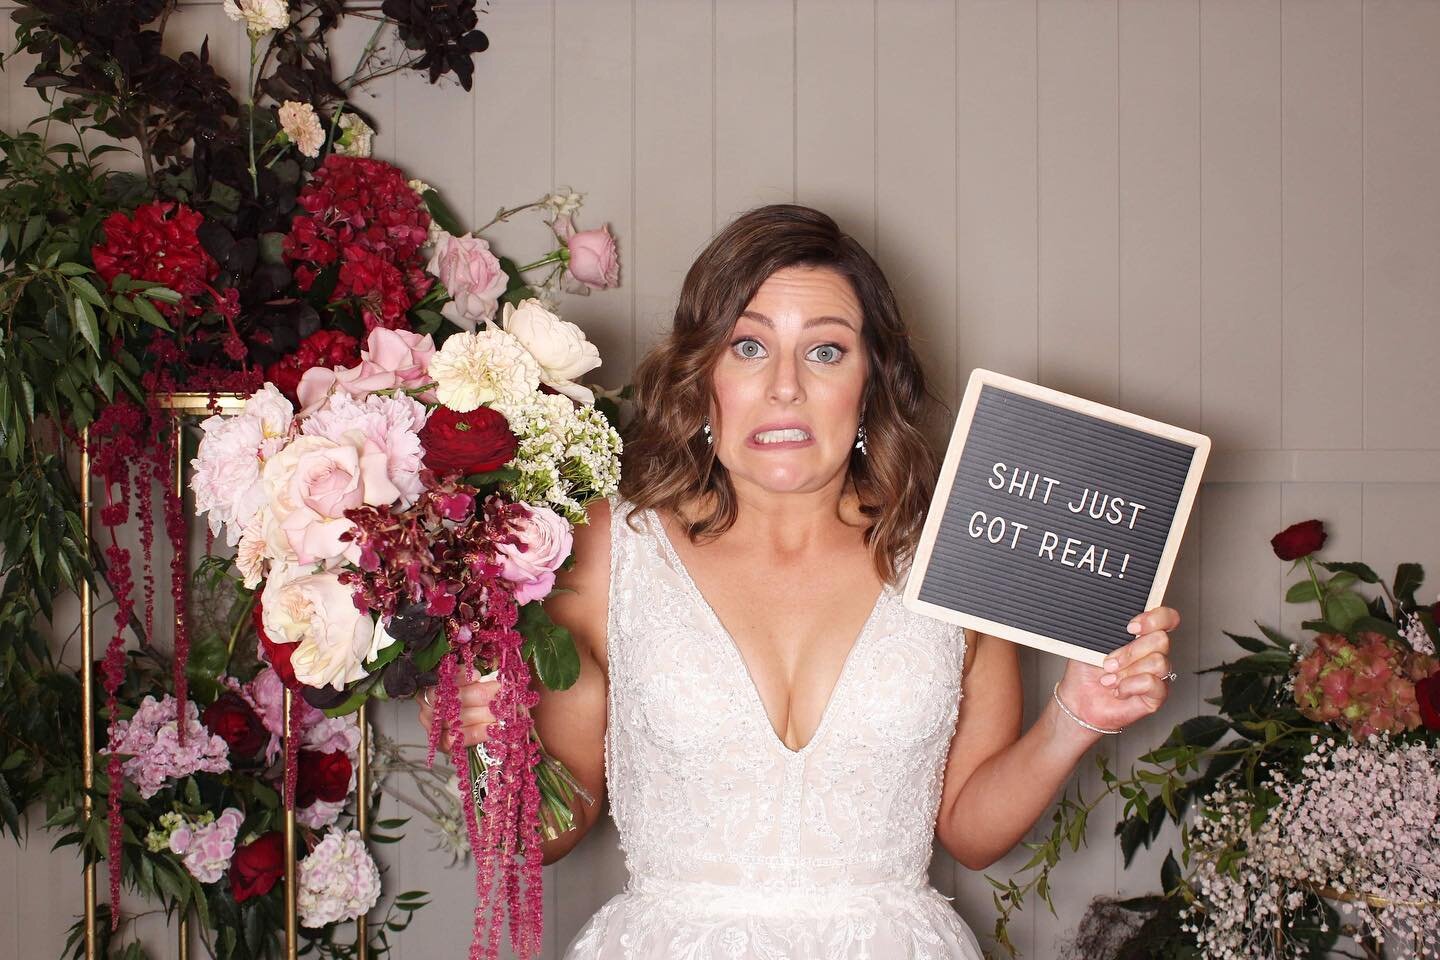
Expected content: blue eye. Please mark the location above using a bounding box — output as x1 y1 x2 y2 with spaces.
732 338 766 359
808 343 845 364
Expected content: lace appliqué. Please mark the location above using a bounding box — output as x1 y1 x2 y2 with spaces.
562 496 985 960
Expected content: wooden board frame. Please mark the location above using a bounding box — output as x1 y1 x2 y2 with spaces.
901 367 1211 666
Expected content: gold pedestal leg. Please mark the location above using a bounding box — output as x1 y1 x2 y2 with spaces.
356 703 369 960
284 687 298 960
80 426 97 960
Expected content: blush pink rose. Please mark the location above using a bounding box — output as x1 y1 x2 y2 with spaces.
296 360 399 416
260 563 375 691
263 435 400 565
426 232 508 331
494 502 573 604
361 327 436 396
553 215 620 291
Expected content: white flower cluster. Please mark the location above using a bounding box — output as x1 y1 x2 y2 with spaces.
297 829 382 928
492 392 622 524
1181 737 1440 959
1401 607 1436 656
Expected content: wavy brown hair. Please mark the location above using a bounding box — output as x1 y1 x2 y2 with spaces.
618 203 948 585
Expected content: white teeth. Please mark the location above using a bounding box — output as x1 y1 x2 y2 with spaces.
754 428 810 444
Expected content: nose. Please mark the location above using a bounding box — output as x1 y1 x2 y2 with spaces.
766 350 805 405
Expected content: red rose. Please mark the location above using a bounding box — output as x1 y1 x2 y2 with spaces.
1417 673 1440 730
419 406 518 477
230 832 285 903
1270 519 1327 561
254 600 299 689
296 749 352 807
201 692 267 758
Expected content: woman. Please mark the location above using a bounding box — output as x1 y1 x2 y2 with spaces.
420 203 1179 958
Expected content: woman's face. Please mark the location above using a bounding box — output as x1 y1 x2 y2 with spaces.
709 265 869 496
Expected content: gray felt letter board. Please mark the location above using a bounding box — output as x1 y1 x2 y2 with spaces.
903 368 1210 666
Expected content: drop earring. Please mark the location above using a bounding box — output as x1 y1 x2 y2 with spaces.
854 417 868 455
702 415 713 446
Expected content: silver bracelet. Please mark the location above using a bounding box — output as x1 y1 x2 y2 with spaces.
1052 682 1122 735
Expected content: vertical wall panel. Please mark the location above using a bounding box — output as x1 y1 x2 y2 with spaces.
950 3 1039 954
1034 2 1119 951
1200 0 1282 449
715 0 796 225
1363 1 1440 449
553 0 635 393
1282 0 1364 450
633 0 713 353
796 0 877 248
1115 0 1202 901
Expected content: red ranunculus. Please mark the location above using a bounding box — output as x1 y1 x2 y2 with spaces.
202 692 268 757
1417 673 1440 730
1270 519 1327 561
296 749 352 807
265 329 362 401
230 832 285 903
419 405 518 477
254 599 299 689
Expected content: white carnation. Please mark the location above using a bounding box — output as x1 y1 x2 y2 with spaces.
223 0 289 35
278 101 325 159
426 328 541 413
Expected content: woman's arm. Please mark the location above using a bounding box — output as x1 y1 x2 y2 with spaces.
534 497 612 865
933 608 1178 871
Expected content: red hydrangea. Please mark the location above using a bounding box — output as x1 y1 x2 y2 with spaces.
91 201 219 317
283 156 434 330
266 329 362 401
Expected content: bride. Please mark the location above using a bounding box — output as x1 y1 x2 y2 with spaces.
420 203 1179 958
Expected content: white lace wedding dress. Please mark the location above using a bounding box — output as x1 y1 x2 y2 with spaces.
561 496 985 959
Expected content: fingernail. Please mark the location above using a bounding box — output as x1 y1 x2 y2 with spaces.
1104 658 1118 671
1127 620 1141 634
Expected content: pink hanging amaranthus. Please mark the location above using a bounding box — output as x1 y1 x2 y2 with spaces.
343 485 546 960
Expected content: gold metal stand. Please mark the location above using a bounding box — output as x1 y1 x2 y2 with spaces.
356 702 369 960
80 426 97 960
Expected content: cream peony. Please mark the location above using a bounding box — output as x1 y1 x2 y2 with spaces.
499 298 601 403
278 101 325 159
261 564 374 691
426 327 541 413
223 0 288 35
427 231 509 331
191 384 293 546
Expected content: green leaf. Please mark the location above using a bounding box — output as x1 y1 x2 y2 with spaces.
130 295 172 330
1393 562 1424 606
68 275 105 307
1284 578 1319 603
1223 631 1268 654
1160 849 1182 894
73 296 100 356
421 189 465 237
1325 590 1369 632
518 602 580 691
1317 560 1379 584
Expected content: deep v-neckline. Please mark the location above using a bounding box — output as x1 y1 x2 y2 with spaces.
646 507 890 758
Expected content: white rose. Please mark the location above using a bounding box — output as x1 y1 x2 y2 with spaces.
261 564 373 691
500 298 601 403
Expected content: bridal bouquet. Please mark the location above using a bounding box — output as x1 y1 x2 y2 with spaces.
192 302 621 959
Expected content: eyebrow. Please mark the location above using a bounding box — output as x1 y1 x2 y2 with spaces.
739 310 857 332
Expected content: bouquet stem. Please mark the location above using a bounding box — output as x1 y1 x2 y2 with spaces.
466 734 593 845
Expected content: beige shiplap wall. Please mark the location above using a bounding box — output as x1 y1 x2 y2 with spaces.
4 1 1440 958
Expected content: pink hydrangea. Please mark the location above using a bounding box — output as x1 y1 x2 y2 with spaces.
169 807 243 883
100 695 230 798
297 829 382 927
1292 631 1438 738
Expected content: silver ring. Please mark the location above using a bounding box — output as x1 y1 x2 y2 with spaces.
421 687 436 707
1161 671 1178 683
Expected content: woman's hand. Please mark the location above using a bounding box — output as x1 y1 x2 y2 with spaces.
1054 605 1180 734
416 672 510 747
